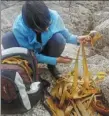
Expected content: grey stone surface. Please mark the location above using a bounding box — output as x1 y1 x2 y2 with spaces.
87 54 109 75
1 1 8 11
102 46 109 59
71 1 109 13
69 4 92 35
93 10 109 27
1 1 22 10
1 2 24 33
2 1 20 6
100 76 109 107
95 19 109 46
91 5 109 50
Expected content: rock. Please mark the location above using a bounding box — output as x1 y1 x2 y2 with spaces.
1 1 20 7
58 1 71 8
44 1 60 6
69 1 109 35
1 1 8 11
93 10 109 27
72 1 109 13
100 76 109 106
58 44 79 73
89 8 109 56
87 54 109 75
69 3 92 35
102 46 109 59
1 2 24 32
94 19 109 48
103 7 109 12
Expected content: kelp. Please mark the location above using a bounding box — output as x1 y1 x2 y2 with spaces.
46 31 107 116
88 30 102 47
46 97 65 116
82 44 90 89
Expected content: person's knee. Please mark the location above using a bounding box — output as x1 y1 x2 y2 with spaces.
47 32 66 57
51 32 66 46
2 32 19 49
2 32 9 47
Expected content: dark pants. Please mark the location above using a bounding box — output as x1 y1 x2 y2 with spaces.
2 31 66 65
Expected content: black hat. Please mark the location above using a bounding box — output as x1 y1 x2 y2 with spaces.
22 1 51 32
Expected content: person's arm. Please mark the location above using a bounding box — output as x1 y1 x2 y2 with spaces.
60 28 79 45
35 53 57 65
56 13 79 45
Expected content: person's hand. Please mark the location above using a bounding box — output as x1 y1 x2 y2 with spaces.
77 35 91 45
57 56 72 63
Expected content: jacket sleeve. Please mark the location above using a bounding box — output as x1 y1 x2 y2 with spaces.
35 53 57 65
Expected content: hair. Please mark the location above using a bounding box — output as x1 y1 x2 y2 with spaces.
22 1 51 32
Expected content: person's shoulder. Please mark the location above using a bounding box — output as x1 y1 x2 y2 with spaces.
49 9 60 17
13 14 25 28
49 9 61 23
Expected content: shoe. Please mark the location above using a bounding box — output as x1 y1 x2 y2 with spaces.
39 77 50 88
47 65 61 80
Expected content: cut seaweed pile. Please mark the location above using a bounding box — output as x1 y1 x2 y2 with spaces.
45 31 109 116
